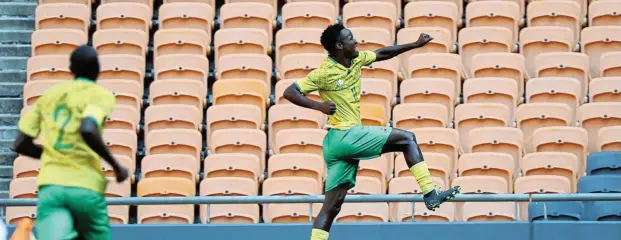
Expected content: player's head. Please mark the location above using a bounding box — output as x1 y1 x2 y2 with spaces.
70 45 100 81
321 24 359 59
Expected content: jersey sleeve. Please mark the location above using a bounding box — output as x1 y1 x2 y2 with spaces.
18 105 42 138
296 73 320 95
81 90 116 127
359 50 377 66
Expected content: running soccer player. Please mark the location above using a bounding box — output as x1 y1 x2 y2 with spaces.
12 45 129 240
283 24 461 240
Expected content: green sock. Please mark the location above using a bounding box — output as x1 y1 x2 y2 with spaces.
410 161 434 195
310 229 329 240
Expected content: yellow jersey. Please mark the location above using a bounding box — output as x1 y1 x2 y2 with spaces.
18 78 116 193
296 50 377 130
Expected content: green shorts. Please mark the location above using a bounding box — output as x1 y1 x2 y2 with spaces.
36 185 111 240
323 125 392 192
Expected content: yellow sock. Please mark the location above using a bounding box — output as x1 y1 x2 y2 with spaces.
410 161 434 195
310 229 329 240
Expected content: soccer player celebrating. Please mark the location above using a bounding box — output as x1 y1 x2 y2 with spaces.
12 45 129 240
283 24 461 240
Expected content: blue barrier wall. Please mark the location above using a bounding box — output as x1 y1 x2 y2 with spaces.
8 222 621 240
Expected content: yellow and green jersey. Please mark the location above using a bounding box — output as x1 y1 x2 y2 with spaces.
18 78 116 194
296 50 377 130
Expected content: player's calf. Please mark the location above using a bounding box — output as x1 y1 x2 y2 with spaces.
311 185 348 240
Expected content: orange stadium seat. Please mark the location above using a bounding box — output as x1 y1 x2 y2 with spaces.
204 153 261 182
35 3 90 33
348 176 385 195
96 3 151 33
212 79 269 120
337 202 389 223
454 103 511 151
100 155 135 181
26 55 71 81
23 80 63 106
535 52 589 103
285 0 338 15
263 177 322 223
93 29 149 59
400 78 456 119
532 126 588 173
581 26 621 79
268 153 325 183
406 53 462 96
39 0 90 6
137 177 196 224
589 1 621 27
409 128 460 168
101 0 152 10
206 104 263 143
163 0 215 14
209 129 267 172
12 156 40 179
526 77 581 118
395 152 451 184
105 105 140 133
216 54 272 87
105 178 131 224
515 175 573 220
404 2 459 45
154 54 209 89
214 29 270 65
468 127 524 172
361 103 387 126
224 0 277 16
598 126 621 152
527 1 581 43
31 29 87 56
154 29 211 57
463 77 519 120
579 102 621 152
351 28 393 52
600 51 621 77
362 58 399 97
275 28 324 70
274 129 327 156
462 202 516 222
268 104 324 150
590 77 621 103
452 175 509 220
343 2 398 42
145 129 202 163
279 53 327 80
458 152 515 191
347 0 402 16
99 54 145 85
275 79 322 104
358 155 390 184
144 104 202 137
148 81 203 111
159 2 215 35
393 103 449 129
516 103 574 152
520 26 574 79
6 178 38 225
141 154 199 183
361 78 393 118
220 3 274 43
397 28 453 72
199 177 260 223
466 1 520 45
521 152 579 192
471 53 526 98
281 2 336 29
98 80 143 111
102 129 138 163
459 27 513 78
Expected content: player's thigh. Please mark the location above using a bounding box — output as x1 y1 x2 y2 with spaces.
36 185 78 240
64 187 112 240
325 159 359 192
344 125 392 160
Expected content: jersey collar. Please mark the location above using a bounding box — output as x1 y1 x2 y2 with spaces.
327 56 349 72
75 77 95 83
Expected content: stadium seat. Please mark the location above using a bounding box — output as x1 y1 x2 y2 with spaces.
206 104 263 143
600 51 621 77
529 201 583 221
144 104 202 137
532 126 588 174
6 178 38 225
459 27 513 78
223 0 277 16
349 176 384 195
351 27 393 52
12 156 40 179
581 26 621 79
137 177 196 224
167 0 213 16
105 178 131 224
274 129 327 156
275 79 321 104
520 27 574 79
279 53 327 80
204 153 261 182
397 28 453 73
400 78 455 120
209 129 267 172
268 104 324 150
458 152 515 191
268 153 324 183
535 52 590 103
96 3 151 33
263 177 322 223
275 28 325 71
154 29 211 57
468 127 523 172
451 175 510 214
281 2 336 29
359 155 390 183
471 53 526 98
526 77 581 117
31 29 87 56
99 54 145 85
589 1 621 27
35 3 90 33
393 103 449 129
154 54 209 88
527 1 581 43
337 202 390 223
395 152 451 185
522 152 580 192
220 3 274 44
93 29 148 59
361 78 393 119
149 80 206 110
587 151 621 176
159 2 215 35
404 2 459 45
588 201 621 221
361 103 388 126
406 53 462 96
463 77 519 120
454 103 511 151
39 0 90 6
145 129 202 163
105 105 140 133
141 154 199 183
462 202 516 222
216 54 272 88
212 79 269 120
388 176 446 222
100 154 135 181
23 80 63 106
579 102 621 152
26 55 71 81
598 125 621 152
199 177 259 223
589 77 621 103
362 58 399 98
98 80 143 111
214 29 270 65
343 2 398 42
578 175 621 193
409 128 460 167
466 1 521 45
515 175 573 220
516 103 574 152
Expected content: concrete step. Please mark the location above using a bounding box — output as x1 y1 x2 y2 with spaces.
0 191 8 199
0 30 32 44
0 150 17 166
0 98 23 114
0 57 27 71
0 166 12 178
0 82 24 98
0 114 19 127
0 178 12 191
0 70 27 83
0 17 34 31
0 44 30 57
0 2 36 17
0 126 18 140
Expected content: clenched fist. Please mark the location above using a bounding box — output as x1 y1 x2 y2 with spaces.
415 33 434 47
318 101 337 115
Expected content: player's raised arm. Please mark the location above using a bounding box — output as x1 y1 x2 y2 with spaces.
283 83 336 115
79 117 129 183
374 33 434 62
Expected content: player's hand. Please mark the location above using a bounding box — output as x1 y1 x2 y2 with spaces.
415 33 434 47
114 166 130 183
318 101 337 115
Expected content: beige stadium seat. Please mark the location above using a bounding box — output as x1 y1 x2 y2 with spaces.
210 129 267 172
393 103 449 129
105 105 140 133
527 1 581 43
526 77 581 118
459 27 513 78
404 2 459 45
154 29 211 57
361 78 393 119
361 103 388 126
462 202 516 222
103 129 138 162
275 28 324 72
285 0 339 15
598 126 621 152
347 0 402 16
206 104 263 143
458 152 515 190
466 1 521 45
395 152 451 184
35 3 90 33
200 177 258 195
409 128 460 167
212 79 269 120
589 1 621 27
204 153 261 182
579 102 621 152
214 29 270 65
159 2 215 35
471 53 526 98
452 176 509 194
337 202 390 223
515 175 572 220
141 154 199 183
31 29 87 56
282 2 336 29
99 54 145 85
154 54 209 88
220 3 274 44
224 0 277 17
406 53 462 96
13 157 40 179
362 58 400 97
343 2 398 42
601 51 621 77
529 0 586 24
145 129 202 162
275 79 321 104
26 55 71 81
105 178 131 224
268 153 324 183
516 103 574 152
535 52 589 103
274 129 327 156
395 202 455 222
463 77 519 120
93 29 148 59
144 104 202 137
23 80 64 106
388 176 446 222
199 177 259 223
149 80 205 110
359 155 390 183
279 53 327 80
397 28 453 73
400 78 456 119
454 103 511 151
389 176 445 195
96 3 151 33
98 80 143 111
348 176 384 195
6 177 38 225
268 104 324 150
39 0 90 6
217 54 272 88
100 155 135 181
101 0 152 10
522 152 579 192
263 177 322 223
520 27 574 79
581 26 621 78
468 127 523 173
532 126 588 173
352 27 393 52
590 77 621 103
137 177 196 224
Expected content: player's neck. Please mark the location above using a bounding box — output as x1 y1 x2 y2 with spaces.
328 54 352 68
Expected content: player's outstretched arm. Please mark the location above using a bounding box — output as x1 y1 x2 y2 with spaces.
284 83 336 115
80 118 129 182
12 132 43 159
374 33 434 62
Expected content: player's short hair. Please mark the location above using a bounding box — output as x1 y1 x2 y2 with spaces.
70 45 100 81
321 24 345 52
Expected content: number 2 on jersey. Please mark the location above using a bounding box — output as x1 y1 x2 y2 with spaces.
53 104 74 150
